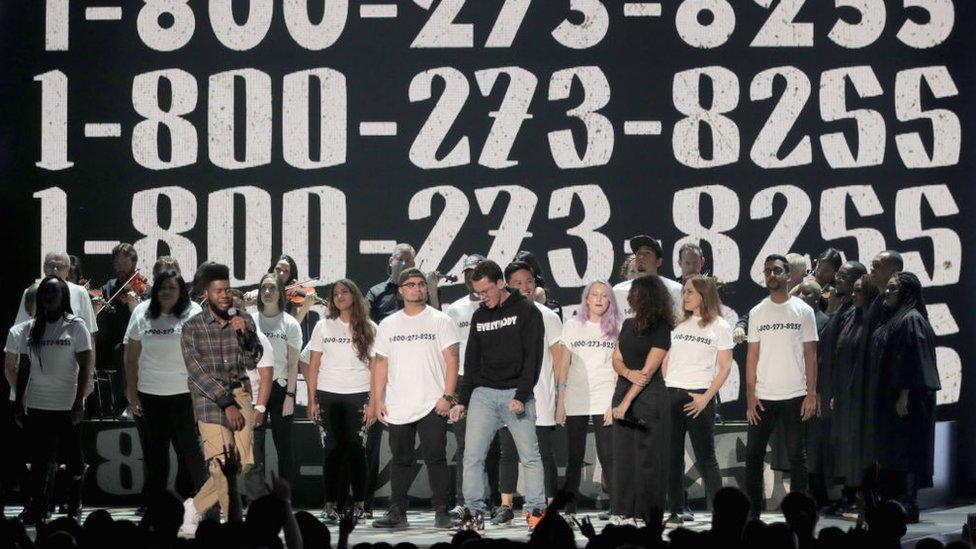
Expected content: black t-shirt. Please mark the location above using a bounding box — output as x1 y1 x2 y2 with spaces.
614 318 671 401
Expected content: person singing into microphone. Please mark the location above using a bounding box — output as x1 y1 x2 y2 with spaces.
178 263 264 536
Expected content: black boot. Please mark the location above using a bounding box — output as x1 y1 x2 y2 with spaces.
372 505 409 529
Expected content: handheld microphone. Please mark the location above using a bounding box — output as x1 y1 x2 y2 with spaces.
227 307 262 364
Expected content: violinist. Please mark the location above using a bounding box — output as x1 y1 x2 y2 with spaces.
367 244 416 324
246 255 320 341
95 243 148 417
252 273 303 482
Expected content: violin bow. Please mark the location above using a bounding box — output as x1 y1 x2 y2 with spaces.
95 270 143 317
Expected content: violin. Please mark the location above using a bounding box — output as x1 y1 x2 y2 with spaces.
126 272 149 296
285 284 328 307
96 271 148 316
81 278 112 313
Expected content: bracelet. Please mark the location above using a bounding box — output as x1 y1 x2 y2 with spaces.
555 382 568 390
443 393 459 407
286 391 296 398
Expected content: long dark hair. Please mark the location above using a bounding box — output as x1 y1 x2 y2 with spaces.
29 276 75 369
628 275 675 333
327 279 375 363
269 254 299 284
148 270 191 319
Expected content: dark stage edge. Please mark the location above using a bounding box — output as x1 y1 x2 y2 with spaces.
10 504 975 548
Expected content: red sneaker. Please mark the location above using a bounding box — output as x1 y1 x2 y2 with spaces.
526 509 545 531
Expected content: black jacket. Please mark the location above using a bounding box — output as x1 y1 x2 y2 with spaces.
459 290 544 406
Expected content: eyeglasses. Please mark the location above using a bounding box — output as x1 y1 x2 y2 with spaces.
762 267 786 276
400 281 427 289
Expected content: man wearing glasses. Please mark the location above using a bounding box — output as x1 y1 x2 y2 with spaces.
744 254 820 517
448 260 547 531
366 268 460 530
15 252 99 341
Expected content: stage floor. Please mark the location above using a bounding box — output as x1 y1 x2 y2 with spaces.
12 504 974 548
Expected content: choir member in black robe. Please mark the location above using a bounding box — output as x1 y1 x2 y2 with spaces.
870 271 940 521
804 261 865 511
829 274 879 515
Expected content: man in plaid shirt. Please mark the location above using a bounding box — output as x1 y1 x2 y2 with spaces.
178 263 262 535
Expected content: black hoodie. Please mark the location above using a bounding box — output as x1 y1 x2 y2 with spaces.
458 289 544 406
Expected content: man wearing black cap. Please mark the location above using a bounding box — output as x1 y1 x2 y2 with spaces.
444 254 495 506
178 263 263 536
613 235 683 319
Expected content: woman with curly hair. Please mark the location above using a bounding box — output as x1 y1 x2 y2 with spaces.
610 275 675 523
305 279 377 522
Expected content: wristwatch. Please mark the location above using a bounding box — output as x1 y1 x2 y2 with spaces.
254 404 267 413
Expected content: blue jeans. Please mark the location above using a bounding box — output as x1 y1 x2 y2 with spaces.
462 387 545 512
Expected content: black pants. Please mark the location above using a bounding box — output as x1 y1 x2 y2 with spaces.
26 409 84 512
565 415 613 513
500 425 557 499
364 421 383 511
879 470 919 511
317 390 369 503
138 392 207 499
612 383 670 518
266 382 294 480
388 409 449 511
0 398 28 510
745 396 808 514
668 388 723 512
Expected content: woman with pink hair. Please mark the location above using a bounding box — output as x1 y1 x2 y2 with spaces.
555 280 623 516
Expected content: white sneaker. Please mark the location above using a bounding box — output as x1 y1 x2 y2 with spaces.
179 498 201 537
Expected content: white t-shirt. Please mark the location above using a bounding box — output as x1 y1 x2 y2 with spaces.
445 295 480 377
666 315 734 390
123 299 205 344
4 320 31 401
308 317 376 394
613 275 683 321
561 319 618 416
747 296 819 401
373 306 459 425
9 315 92 411
256 312 303 381
533 303 563 427
124 302 203 395
245 329 276 401
16 281 99 335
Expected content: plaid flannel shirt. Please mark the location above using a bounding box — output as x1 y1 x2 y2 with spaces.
180 305 259 427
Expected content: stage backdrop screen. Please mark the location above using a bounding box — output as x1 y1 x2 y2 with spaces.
1 0 973 485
